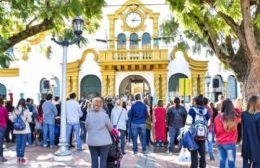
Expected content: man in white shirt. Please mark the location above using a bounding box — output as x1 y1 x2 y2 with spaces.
66 92 83 151
111 99 128 154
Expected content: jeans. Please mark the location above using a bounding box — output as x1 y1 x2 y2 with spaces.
206 132 214 159
43 123 55 147
146 129 151 146
66 123 82 150
0 127 5 157
191 140 206 168
243 159 260 168
119 129 126 153
80 121 87 144
127 120 132 142
16 134 27 158
169 127 180 152
217 143 236 168
88 145 110 168
131 123 146 153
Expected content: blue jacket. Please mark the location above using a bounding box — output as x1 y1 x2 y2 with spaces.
180 130 199 151
129 101 147 124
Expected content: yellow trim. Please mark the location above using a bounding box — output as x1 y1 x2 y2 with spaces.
81 48 99 65
27 32 47 45
0 68 19 77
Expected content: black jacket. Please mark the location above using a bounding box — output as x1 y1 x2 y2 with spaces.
241 111 260 162
167 106 187 128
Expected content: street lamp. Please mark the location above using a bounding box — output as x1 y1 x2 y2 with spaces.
52 16 84 157
205 73 211 99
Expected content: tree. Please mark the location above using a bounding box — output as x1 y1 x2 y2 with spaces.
162 0 260 100
0 0 105 67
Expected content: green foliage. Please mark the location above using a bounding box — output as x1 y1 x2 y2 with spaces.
163 0 243 56
0 0 105 68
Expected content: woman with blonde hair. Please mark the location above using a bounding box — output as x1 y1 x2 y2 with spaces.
242 96 260 168
86 97 113 168
214 99 240 168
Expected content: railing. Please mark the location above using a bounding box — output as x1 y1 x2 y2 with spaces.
99 49 168 62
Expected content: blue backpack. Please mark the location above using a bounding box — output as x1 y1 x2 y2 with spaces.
14 110 26 130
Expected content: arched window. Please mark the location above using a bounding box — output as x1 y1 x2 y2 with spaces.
130 33 139 49
142 33 151 49
0 83 7 99
226 75 237 100
168 73 188 98
80 75 101 99
212 75 223 102
117 33 126 49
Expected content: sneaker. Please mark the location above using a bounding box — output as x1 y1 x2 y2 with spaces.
169 152 173 156
0 157 8 162
142 151 148 155
50 145 56 149
43 144 48 148
19 158 26 164
133 152 138 155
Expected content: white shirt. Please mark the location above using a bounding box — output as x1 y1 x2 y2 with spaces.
66 99 83 124
111 107 128 130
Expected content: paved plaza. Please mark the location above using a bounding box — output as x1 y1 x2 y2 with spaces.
0 142 243 168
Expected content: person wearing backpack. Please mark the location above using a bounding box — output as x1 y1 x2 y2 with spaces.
214 99 240 168
12 98 32 163
185 95 210 168
167 97 187 154
0 98 8 162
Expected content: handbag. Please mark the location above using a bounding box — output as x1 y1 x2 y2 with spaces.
14 109 26 131
179 147 191 163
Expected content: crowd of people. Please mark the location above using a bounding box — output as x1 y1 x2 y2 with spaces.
0 92 259 168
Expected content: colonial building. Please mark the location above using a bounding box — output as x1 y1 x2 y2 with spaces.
0 0 239 104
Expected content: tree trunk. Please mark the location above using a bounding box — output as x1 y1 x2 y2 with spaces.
244 57 260 100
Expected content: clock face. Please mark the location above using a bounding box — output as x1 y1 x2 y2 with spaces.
125 12 142 29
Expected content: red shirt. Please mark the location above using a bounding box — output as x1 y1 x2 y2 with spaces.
214 114 238 145
0 106 8 129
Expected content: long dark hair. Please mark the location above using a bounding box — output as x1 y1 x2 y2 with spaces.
38 99 46 116
247 96 259 114
221 99 236 131
16 98 27 109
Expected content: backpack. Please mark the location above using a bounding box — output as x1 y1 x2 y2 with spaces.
14 110 26 131
192 107 208 141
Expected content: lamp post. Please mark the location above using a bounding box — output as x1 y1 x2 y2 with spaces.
205 73 211 99
52 16 84 157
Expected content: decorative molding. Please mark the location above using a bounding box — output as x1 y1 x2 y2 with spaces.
27 32 47 45
80 48 99 65
0 68 19 77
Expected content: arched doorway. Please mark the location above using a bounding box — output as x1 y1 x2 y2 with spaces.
168 73 188 98
0 83 7 98
226 75 237 100
80 75 101 99
119 75 150 97
212 75 223 102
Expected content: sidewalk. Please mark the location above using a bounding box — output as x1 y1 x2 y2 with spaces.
0 143 243 168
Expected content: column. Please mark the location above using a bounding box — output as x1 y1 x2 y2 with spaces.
66 76 72 96
199 74 206 96
108 71 115 97
191 74 198 97
102 74 108 97
71 75 79 97
154 72 160 100
161 72 167 103
108 15 115 49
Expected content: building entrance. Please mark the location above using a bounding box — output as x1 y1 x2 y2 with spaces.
119 75 150 97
